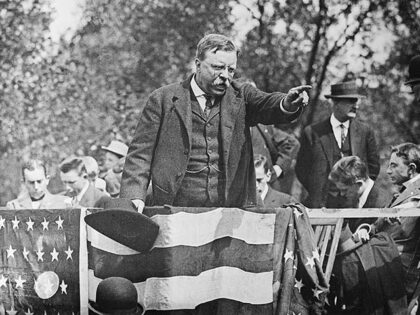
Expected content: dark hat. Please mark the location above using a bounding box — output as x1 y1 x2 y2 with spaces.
324 81 366 99
88 277 144 315
405 55 420 86
85 198 159 252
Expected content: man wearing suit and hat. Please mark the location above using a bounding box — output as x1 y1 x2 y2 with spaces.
7 159 68 209
120 34 311 211
296 80 380 208
60 157 110 208
101 140 129 198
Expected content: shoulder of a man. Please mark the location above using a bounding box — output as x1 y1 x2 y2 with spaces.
6 198 20 209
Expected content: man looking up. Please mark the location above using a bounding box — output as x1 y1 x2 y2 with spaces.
296 81 380 208
120 34 311 211
7 159 68 209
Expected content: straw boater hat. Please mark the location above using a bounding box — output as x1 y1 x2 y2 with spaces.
404 55 420 86
324 81 366 99
101 140 129 158
88 277 144 315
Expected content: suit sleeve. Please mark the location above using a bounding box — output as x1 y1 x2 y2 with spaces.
240 83 302 126
366 127 380 180
295 126 312 191
120 92 163 201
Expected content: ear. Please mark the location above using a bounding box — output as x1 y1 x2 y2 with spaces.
45 175 50 185
195 58 201 72
266 170 272 181
408 162 417 174
355 179 364 187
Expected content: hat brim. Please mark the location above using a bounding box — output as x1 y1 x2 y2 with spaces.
85 209 159 252
88 301 144 315
101 146 124 157
404 78 420 86
325 94 366 99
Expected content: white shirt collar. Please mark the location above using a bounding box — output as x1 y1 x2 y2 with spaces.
330 114 350 129
406 173 420 186
76 181 90 202
261 184 269 201
358 178 375 208
191 75 206 98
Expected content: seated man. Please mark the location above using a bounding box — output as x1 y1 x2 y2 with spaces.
101 140 128 198
254 154 296 208
7 159 68 209
60 157 110 208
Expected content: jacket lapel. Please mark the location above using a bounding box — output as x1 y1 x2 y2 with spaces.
172 76 193 150
317 120 336 169
391 178 420 207
220 86 242 171
349 121 362 157
17 192 33 209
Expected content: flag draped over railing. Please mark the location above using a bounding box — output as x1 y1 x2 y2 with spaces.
87 205 328 314
0 208 88 315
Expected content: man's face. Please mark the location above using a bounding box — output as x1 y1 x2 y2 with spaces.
60 170 87 196
195 49 237 96
335 181 362 200
332 98 359 122
255 165 271 195
387 153 410 186
23 168 49 199
104 152 120 171
410 83 420 104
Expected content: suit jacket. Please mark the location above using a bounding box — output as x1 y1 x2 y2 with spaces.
120 75 300 207
76 183 110 208
296 118 380 208
263 186 297 208
6 191 68 209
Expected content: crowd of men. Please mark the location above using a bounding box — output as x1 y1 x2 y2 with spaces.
2 34 420 314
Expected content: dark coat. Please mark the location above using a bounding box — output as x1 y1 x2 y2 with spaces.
296 118 380 208
120 76 300 207
263 186 297 208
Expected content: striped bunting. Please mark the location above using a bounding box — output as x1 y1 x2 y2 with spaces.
87 207 276 312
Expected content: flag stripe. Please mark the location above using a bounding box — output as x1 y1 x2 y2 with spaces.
89 267 273 310
88 237 273 282
87 225 140 255
151 208 276 247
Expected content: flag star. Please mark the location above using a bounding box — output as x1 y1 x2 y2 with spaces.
284 249 294 262
55 216 64 230
312 249 320 261
50 248 59 262
293 208 303 218
60 280 68 294
26 218 35 231
0 216 5 229
6 307 17 315
294 278 304 292
7 245 16 259
36 248 44 262
0 275 8 288
312 288 324 300
65 246 73 260
15 275 26 288
12 216 20 229
23 247 30 261
305 256 315 269
24 309 34 315
41 218 49 231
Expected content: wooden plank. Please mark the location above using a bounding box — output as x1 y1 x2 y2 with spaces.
323 218 344 283
307 207 420 219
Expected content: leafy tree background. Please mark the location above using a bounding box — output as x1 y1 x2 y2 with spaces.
0 0 418 205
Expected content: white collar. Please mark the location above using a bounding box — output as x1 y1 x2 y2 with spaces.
330 114 350 129
76 181 90 202
191 75 207 98
358 178 375 208
261 184 269 201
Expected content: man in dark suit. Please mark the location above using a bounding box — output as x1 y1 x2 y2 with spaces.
254 154 296 208
296 81 380 208
60 157 110 208
7 159 68 209
120 34 311 211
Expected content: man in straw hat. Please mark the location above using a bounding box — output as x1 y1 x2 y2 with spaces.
296 80 380 208
101 140 129 198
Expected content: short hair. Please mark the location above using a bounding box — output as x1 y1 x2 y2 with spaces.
195 34 238 61
328 156 368 186
59 157 87 176
254 154 271 174
21 159 47 180
82 156 99 179
391 143 420 172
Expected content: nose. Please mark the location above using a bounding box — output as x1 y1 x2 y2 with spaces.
219 68 229 79
386 166 392 175
34 182 41 191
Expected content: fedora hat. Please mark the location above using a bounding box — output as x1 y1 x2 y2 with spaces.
405 55 420 86
88 277 144 315
85 198 159 252
101 141 129 158
324 81 366 99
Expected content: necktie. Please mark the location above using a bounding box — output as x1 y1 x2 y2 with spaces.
203 94 213 118
339 124 346 149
